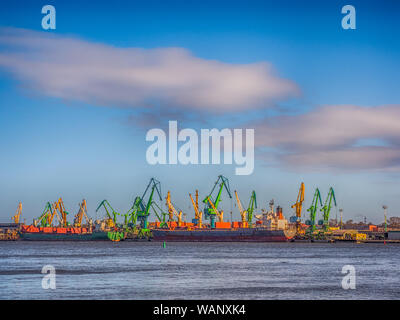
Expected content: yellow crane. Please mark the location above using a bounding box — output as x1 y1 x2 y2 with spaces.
166 191 183 227
12 202 22 224
234 191 248 227
291 182 305 235
74 199 91 227
189 190 203 228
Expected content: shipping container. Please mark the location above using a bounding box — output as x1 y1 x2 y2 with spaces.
214 222 231 229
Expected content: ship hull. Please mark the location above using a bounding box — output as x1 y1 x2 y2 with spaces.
151 227 295 242
19 231 109 241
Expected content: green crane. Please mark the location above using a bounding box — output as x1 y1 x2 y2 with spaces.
319 187 337 231
124 196 142 227
151 201 169 228
306 188 322 234
203 175 232 228
34 202 53 227
96 200 120 226
247 191 257 226
136 178 162 229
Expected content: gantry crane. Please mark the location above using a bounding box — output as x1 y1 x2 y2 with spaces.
319 187 337 231
203 175 232 228
189 190 202 228
306 188 322 235
166 191 183 227
290 182 305 235
12 202 22 224
96 200 120 228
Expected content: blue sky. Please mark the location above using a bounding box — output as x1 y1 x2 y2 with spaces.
0 0 400 224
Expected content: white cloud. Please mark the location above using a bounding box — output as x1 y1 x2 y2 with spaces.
253 105 400 171
0 27 299 111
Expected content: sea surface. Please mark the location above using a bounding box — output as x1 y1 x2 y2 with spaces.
0 241 399 300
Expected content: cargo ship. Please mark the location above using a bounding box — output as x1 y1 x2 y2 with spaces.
19 225 109 241
151 227 295 242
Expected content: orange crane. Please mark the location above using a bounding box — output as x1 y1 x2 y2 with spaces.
189 190 203 228
48 201 63 226
73 199 91 227
12 202 22 224
291 182 305 235
234 191 248 227
166 191 183 227
55 198 70 227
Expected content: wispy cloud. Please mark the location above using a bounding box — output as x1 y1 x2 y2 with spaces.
253 105 400 171
0 27 299 112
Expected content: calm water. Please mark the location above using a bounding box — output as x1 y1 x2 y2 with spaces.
0 241 399 300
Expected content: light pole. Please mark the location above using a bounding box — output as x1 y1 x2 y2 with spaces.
383 205 388 243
